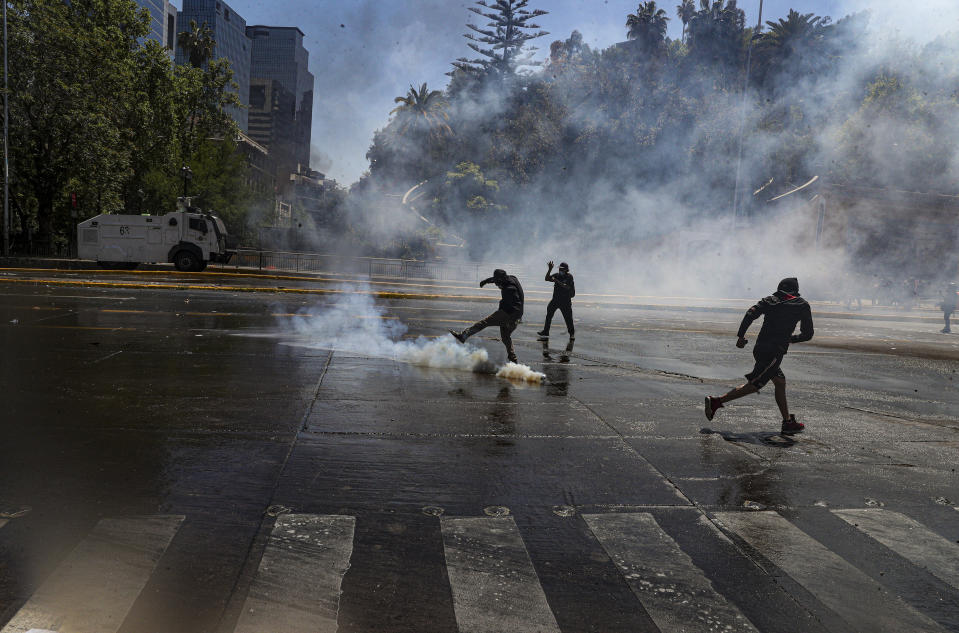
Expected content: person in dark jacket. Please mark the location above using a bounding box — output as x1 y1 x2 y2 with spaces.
940 282 957 333
704 277 814 434
537 261 575 341
450 269 524 363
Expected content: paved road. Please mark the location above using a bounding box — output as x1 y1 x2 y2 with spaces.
0 271 957 633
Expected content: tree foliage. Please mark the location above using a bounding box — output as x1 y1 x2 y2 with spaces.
626 2 670 55
451 0 549 79
389 83 453 141
357 0 959 256
4 0 260 251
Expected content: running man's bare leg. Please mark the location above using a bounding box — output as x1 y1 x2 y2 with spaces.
718 382 759 404
771 376 789 420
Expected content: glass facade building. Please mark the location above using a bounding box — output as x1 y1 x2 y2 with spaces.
176 0 251 131
246 26 314 170
131 0 177 53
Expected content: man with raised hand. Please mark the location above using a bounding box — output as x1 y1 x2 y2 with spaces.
450 268 524 363
537 261 576 341
704 277 814 435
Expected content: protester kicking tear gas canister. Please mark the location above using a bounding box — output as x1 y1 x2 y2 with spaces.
450 269 524 363
704 277 814 435
537 261 575 341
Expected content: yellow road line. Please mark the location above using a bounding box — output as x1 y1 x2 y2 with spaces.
0 267 494 293
22 325 137 331
0 277 489 301
1 277 942 321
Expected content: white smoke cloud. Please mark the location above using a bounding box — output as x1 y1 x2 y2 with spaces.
282 285 544 383
497 362 546 384
839 0 959 43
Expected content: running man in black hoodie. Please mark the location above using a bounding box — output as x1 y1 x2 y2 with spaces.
704 277 814 434
450 269 524 363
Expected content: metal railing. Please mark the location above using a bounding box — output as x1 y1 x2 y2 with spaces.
8 244 73 258
231 249 527 283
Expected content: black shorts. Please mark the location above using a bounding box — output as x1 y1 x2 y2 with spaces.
745 349 786 389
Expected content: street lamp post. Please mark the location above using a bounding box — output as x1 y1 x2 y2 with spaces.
181 165 193 199
731 0 764 226
3 0 9 256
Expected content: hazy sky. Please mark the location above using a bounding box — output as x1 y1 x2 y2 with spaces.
222 0 954 185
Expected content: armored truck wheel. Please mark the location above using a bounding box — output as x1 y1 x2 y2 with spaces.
174 250 199 272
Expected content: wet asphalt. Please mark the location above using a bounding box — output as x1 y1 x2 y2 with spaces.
0 269 958 633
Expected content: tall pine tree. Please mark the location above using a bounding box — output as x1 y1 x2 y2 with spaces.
452 0 549 79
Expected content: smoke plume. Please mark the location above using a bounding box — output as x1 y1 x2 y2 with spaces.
283 286 543 383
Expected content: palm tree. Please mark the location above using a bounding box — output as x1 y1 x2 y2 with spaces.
389 83 453 141
686 0 746 68
753 9 830 82
177 20 215 68
677 0 696 43
626 1 670 52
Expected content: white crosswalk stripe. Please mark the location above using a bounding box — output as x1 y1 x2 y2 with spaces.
3 508 959 633
833 508 959 591
585 512 760 633
233 514 355 633
0 515 183 633
440 516 561 633
716 510 946 633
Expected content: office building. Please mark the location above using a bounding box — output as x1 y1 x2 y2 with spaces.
247 26 314 170
176 0 251 131
132 0 178 52
248 78 298 179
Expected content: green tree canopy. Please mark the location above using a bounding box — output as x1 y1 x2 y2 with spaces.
626 1 670 55
389 83 453 141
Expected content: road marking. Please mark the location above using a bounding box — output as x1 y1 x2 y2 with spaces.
833 509 959 591
233 514 355 633
715 511 945 633
440 516 561 633
0 293 136 301
0 515 183 633
584 513 759 633
88 350 122 365
273 312 474 325
0 519 6 530
601 326 714 334
385 305 470 312
21 326 137 332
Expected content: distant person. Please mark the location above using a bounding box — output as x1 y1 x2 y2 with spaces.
940 282 957 333
450 268 524 363
704 277 815 435
537 261 575 341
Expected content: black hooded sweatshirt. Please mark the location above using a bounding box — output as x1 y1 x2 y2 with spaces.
738 285 814 355
546 271 575 302
481 274 524 318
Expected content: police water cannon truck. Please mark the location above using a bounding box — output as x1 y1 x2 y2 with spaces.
77 198 235 272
